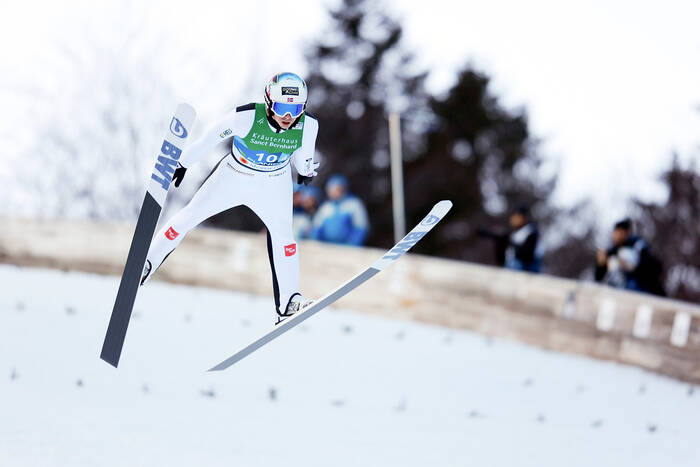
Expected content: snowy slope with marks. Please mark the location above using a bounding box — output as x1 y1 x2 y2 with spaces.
1 265 698 467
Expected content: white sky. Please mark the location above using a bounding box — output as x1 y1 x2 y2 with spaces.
398 0 700 220
1 0 699 225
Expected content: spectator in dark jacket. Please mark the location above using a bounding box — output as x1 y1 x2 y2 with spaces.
504 206 543 273
478 205 544 273
595 219 665 296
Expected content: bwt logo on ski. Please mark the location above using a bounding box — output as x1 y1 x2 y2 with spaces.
420 214 440 226
169 117 188 139
382 231 427 260
284 244 297 256
151 140 183 191
165 226 179 240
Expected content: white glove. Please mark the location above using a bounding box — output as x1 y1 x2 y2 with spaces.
299 157 320 177
297 158 320 185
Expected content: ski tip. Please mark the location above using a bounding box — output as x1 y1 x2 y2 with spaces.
432 200 453 216
175 103 197 123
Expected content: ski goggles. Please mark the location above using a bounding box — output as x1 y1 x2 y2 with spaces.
271 101 305 118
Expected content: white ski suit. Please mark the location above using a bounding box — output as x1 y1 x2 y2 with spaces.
144 103 319 315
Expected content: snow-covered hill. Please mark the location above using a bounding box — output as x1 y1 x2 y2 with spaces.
1 265 698 467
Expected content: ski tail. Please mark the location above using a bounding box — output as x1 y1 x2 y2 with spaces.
100 103 196 368
207 200 453 371
100 192 161 367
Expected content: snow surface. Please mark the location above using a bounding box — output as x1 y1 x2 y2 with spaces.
1 264 698 467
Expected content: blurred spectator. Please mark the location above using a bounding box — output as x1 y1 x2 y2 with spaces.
310 174 368 246
292 184 306 238
595 219 665 296
292 185 321 240
293 184 305 214
478 205 544 273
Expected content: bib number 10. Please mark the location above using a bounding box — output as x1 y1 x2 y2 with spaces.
255 153 279 164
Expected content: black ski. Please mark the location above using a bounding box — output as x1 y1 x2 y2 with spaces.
101 103 196 367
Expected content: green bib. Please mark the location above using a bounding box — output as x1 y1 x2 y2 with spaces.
231 103 305 173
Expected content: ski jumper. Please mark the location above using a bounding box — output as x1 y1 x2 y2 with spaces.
144 103 319 314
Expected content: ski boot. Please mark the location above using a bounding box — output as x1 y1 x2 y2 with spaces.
140 260 152 286
277 293 314 325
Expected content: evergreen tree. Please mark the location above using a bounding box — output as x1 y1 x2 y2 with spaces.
305 0 594 278
406 68 555 262
305 0 428 247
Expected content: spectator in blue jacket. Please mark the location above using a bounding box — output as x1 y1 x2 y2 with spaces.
311 174 369 246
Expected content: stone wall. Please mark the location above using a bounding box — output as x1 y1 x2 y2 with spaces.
2 217 699 383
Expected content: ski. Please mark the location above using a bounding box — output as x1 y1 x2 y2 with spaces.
101 103 196 368
208 199 453 371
